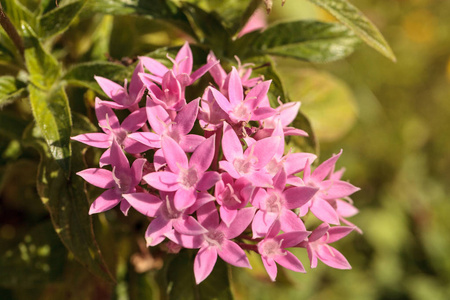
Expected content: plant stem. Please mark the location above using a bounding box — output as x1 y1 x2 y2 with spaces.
0 4 24 58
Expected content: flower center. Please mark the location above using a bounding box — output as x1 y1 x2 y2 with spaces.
114 128 128 146
259 239 285 258
161 196 181 220
178 166 198 189
233 103 250 120
112 167 132 194
266 158 282 176
204 230 225 248
265 192 283 214
233 145 258 175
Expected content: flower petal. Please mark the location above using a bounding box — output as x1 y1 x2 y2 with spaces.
144 171 180 191
76 168 114 189
275 251 305 273
122 193 162 217
218 240 251 268
194 247 217 284
89 189 120 214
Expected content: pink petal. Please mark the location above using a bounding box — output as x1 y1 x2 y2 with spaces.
324 226 355 244
143 171 180 191
194 247 217 284
120 200 131 216
280 209 306 232
121 107 147 132
180 134 205 152
190 59 219 83
153 148 166 171
218 160 241 179
174 98 199 135
245 80 271 110
96 99 128 110
145 217 172 246
76 168 114 189
187 192 216 214
196 171 220 191
173 216 207 235
175 42 193 75
219 206 238 227
251 210 276 238
312 150 343 182
244 171 273 188
227 68 244 106
284 152 317 175
248 136 280 169
189 135 215 174
129 61 144 100
278 102 300 126
94 76 126 104
95 97 120 131
222 207 255 239
146 95 170 134
272 168 286 191
217 240 251 268
251 107 276 120
307 245 318 268
309 223 330 242
321 180 360 200
139 56 169 78
127 132 161 148
316 245 351 269
310 198 340 225
336 199 359 218
196 202 220 229
71 133 110 148
131 158 146 186
110 139 129 170
278 231 310 248
122 193 162 217
261 256 278 281
89 189 120 214
210 87 232 113
275 251 305 273
283 186 318 209
174 188 197 210
165 231 204 249
161 136 188 173
123 138 153 154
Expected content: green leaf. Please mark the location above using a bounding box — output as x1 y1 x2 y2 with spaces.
180 3 232 56
287 107 318 155
1 0 36 29
239 20 360 63
23 22 72 173
306 0 396 61
0 111 27 140
0 75 27 108
166 251 233 300
63 61 127 94
22 119 115 283
0 221 67 288
38 0 87 38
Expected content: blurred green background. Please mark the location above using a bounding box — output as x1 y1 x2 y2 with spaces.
231 0 450 299
1 0 450 299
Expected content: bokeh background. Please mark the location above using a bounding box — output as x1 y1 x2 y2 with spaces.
231 0 450 299
1 0 449 299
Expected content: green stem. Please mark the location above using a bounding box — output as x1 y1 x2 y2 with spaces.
0 4 24 58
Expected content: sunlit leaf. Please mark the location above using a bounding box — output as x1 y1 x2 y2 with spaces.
22 119 115 283
0 75 27 108
38 0 87 38
238 20 360 63
23 22 72 173
63 61 127 94
306 0 396 61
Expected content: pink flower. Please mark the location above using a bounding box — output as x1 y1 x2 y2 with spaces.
76 140 145 215
94 61 145 110
301 223 354 269
257 220 310 281
219 122 280 187
166 202 255 284
143 135 220 210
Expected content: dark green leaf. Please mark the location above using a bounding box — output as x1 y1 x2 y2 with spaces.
0 221 67 288
166 251 233 300
180 3 231 57
0 75 27 108
182 0 259 35
0 111 27 140
38 0 87 38
306 0 396 61
23 22 72 173
22 121 115 283
239 20 360 63
63 61 127 94
1 0 36 29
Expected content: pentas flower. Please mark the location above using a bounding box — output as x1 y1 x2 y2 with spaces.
252 168 318 238
71 98 148 166
166 202 255 284
123 191 214 246
76 140 145 215
257 220 310 281
300 223 354 269
72 43 360 285
143 135 220 210
94 61 145 110
129 98 204 152
210 68 275 124
299 151 360 225
219 122 279 188
139 42 217 88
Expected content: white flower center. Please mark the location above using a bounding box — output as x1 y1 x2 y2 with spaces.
178 165 198 189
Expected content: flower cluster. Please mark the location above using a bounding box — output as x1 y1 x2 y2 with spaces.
72 42 361 284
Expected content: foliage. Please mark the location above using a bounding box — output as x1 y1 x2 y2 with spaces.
0 0 403 299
